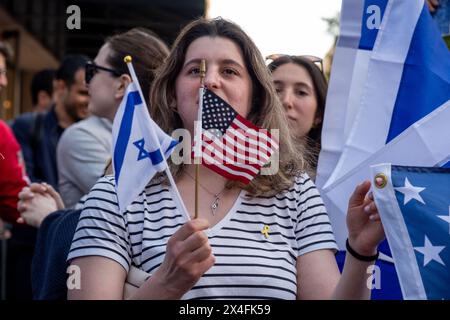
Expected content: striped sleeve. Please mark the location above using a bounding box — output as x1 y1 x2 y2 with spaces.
67 176 132 273
294 173 338 256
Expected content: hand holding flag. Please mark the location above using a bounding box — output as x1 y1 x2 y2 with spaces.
346 180 385 257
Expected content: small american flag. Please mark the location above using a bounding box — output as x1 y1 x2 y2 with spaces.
193 88 278 184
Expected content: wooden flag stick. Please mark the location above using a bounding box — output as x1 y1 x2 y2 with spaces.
194 59 206 219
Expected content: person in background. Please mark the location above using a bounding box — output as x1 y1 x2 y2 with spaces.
428 0 450 38
267 53 407 300
12 54 90 189
16 28 169 299
57 28 169 208
0 41 28 240
7 54 89 300
31 69 55 113
0 41 8 91
267 54 327 177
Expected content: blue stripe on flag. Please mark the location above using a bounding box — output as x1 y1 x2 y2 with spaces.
148 149 163 165
167 139 178 154
387 5 450 142
148 134 178 165
358 0 388 50
114 91 142 183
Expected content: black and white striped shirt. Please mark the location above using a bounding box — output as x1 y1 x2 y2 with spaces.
68 173 338 300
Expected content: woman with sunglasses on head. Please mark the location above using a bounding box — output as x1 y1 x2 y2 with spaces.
67 17 384 300
268 55 327 178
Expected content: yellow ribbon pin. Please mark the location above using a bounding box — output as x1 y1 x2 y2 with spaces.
261 225 270 238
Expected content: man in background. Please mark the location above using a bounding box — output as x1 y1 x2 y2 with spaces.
7 54 89 299
12 54 90 189
31 69 55 113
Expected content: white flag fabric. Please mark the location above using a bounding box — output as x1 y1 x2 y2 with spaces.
316 0 391 247
325 100 450 215
112 82 178 211
317 0 450 249
316 0 390 190
323 0 450 189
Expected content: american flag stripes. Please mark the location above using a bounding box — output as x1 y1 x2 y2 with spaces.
193 88 278 184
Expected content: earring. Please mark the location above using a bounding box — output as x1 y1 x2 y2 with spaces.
312 117 322 128
169 101 178 113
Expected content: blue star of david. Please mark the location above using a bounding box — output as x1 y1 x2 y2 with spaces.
133 138 151 161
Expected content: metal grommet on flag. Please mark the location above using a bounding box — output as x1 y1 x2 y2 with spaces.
374 173 388 189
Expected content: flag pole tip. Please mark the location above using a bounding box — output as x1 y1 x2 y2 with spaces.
124 55 132 63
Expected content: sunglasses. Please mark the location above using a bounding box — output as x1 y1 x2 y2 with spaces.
265 54 324 73
85 62 122 84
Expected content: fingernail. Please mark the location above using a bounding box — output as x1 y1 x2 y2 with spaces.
369 215 376 221
364 205 371 213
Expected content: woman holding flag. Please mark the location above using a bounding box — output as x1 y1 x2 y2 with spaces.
68 18 385 300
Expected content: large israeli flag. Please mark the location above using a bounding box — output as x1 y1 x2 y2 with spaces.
316 0 390 248
371 164 450 300
324 0 450 189
112 82 178 211
317 0 450 300
316 0 389 191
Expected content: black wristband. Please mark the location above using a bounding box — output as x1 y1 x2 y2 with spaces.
346 239 379 262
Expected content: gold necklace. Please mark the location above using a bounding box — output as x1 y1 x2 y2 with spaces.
185 171 227 215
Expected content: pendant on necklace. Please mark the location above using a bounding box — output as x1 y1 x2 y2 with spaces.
211 197 219 215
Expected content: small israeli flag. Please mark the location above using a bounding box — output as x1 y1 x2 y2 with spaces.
112 82 178 211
